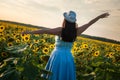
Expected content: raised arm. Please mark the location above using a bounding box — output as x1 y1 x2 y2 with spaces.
22 27 62 35
77 12 109 35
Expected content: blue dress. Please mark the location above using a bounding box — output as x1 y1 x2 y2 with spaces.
42 36 76 80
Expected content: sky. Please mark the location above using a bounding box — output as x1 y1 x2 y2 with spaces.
0 0 120 41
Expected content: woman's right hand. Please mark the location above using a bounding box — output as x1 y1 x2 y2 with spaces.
99 12 110 19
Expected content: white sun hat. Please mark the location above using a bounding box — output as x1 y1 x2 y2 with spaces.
63 11 77 23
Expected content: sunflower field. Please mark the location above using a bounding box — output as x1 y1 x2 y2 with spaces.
0 21 120 80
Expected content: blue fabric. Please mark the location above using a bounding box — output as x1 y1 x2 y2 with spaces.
63 11 77 23
42 36 76 80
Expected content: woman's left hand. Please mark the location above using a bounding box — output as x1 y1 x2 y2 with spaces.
99 12 110 19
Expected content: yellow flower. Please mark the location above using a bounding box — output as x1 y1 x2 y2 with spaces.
21 34 25 38
33 39 39 43
23 35 30 42
39 39 46 43
13 34 20 39
73 42 77 47
29 43 33 48
7 42 13 47
112 44 115 47
49 44 55 49
35 48 39 52
93 51 100 57
21 34 30 38
0 32 4 37
0 37 6 42
1 52 8 58
91 48 94 52
105 47 109 51
108 52 114 58
42 47 49 54
16 39 21 43
77 47 83 53
0 25 5 32
116 46 120 51
43 34 48 38
44 43 49 48
71 47 78 55
33 53 38 56
40 55 49 62
81 43 88 49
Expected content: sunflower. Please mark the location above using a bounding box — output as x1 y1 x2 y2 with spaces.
21 34 25 38
1 52 8 58
0 37 6 42
21 34 30 39
49 44 55 49
33 48 39 52
29 43 33 48
43 34 48 38
7 42 13 47
33 39 39 43
116 46 120 51
91 47 96 52
42 47 49 54
81 43 88 49
73 42 77 47
33 53 38 56
40 55 49 62
39 39 46 43
0 32 4 37
6 35 11 40
93 51 100 57
44 43 49 48
71 46 78 55
77 47 83 53
16 39 21 43
105 47 109 51
23 35 30 42
108 52 114 58
0 25 5 32
13 34 20 39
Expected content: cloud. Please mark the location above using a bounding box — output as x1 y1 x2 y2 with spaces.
84 0 112 4
84 0 100 4
111 9 120 17
117 9 120 11
97 9 120 17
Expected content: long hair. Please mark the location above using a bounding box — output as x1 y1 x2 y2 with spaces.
61 19 77 42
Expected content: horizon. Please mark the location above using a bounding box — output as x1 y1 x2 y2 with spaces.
0 0 120 41
0 19 119 42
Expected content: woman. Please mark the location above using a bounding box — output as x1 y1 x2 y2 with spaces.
22 11 109 80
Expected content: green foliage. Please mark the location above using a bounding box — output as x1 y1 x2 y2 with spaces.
0 21 120 80
74 37 120 80
0 45 49 80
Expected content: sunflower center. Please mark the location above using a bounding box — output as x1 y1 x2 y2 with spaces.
25 37 28 40
1 27 3 29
